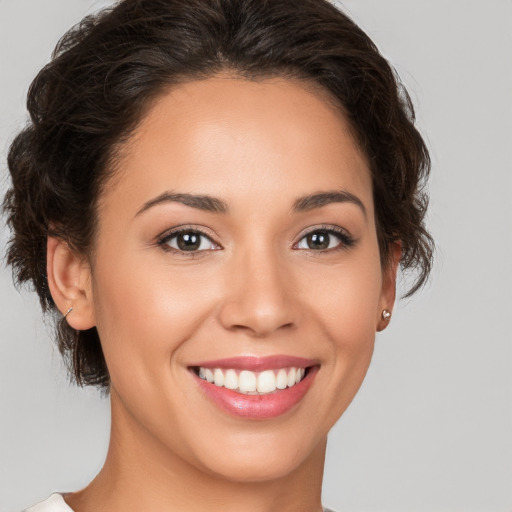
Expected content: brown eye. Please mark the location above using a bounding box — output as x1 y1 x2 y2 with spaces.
177 232 201 251
304 231 331 250
163 230 217 252
295 228 354 251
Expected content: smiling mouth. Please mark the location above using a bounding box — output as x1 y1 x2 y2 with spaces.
191 366 310 395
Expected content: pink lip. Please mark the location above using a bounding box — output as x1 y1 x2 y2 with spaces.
190 358 319 420
190 355 317 371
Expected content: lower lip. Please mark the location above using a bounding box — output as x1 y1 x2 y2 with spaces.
192 367 318 420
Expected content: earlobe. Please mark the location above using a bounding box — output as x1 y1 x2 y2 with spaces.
376 241 401 332
47 237 96 330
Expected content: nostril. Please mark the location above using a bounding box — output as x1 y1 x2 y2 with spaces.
218 270 298 336
230 321 295 337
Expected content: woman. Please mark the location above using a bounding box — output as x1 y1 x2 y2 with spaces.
3 0 433 510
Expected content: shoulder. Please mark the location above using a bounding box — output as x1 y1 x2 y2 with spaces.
22 494 335 512
24 494 74 512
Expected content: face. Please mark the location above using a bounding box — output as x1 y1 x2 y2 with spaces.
85 76 395 482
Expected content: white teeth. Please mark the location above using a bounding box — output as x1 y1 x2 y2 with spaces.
257 370 276 393
196 366 308 395
213 368 224 387
224 369 238 390
287 368 296 387
239 370 257 393
276 369 288 389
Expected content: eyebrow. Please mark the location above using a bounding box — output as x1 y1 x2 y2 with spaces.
135 189 366 218
136 192 229 216
293 191 367 218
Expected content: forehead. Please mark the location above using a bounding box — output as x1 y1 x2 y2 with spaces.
103 76 373 215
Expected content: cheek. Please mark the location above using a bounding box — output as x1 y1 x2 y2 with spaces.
306 253 382 339
303 249 382 378
89 251 220 389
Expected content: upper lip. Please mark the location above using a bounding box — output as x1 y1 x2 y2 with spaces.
189 355 318 372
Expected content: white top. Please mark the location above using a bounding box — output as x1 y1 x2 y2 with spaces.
24 494 73 512
24 493 336 511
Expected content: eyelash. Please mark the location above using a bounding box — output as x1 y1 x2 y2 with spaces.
157 226 220 257
293 225 356 252
157 225 355 256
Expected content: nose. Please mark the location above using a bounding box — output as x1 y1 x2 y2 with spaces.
218 246 298 338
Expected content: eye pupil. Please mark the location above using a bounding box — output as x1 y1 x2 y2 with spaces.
307 231 330 250
177 232 201 251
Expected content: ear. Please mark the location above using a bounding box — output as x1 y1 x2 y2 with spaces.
47 237 96 330
376 241 401 332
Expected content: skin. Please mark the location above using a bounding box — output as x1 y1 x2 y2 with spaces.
47 76 399 512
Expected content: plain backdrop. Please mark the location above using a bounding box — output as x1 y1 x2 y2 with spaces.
1 1 511 511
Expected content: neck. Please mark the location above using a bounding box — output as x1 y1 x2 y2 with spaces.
66 390 326 512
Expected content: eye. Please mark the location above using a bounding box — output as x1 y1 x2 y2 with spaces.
159 229 219 252
295 227 354 251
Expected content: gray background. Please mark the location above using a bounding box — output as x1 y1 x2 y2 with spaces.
1 1 510 511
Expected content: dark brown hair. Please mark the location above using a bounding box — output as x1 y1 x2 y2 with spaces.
3 0 434 389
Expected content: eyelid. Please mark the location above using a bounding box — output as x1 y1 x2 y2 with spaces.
156 225 222 252
293 224 355 251
155 223 355 254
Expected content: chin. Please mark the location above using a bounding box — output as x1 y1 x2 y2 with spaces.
185 422 327 484
197 446 318 483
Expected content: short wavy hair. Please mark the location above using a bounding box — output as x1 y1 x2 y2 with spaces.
3 0 434 389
